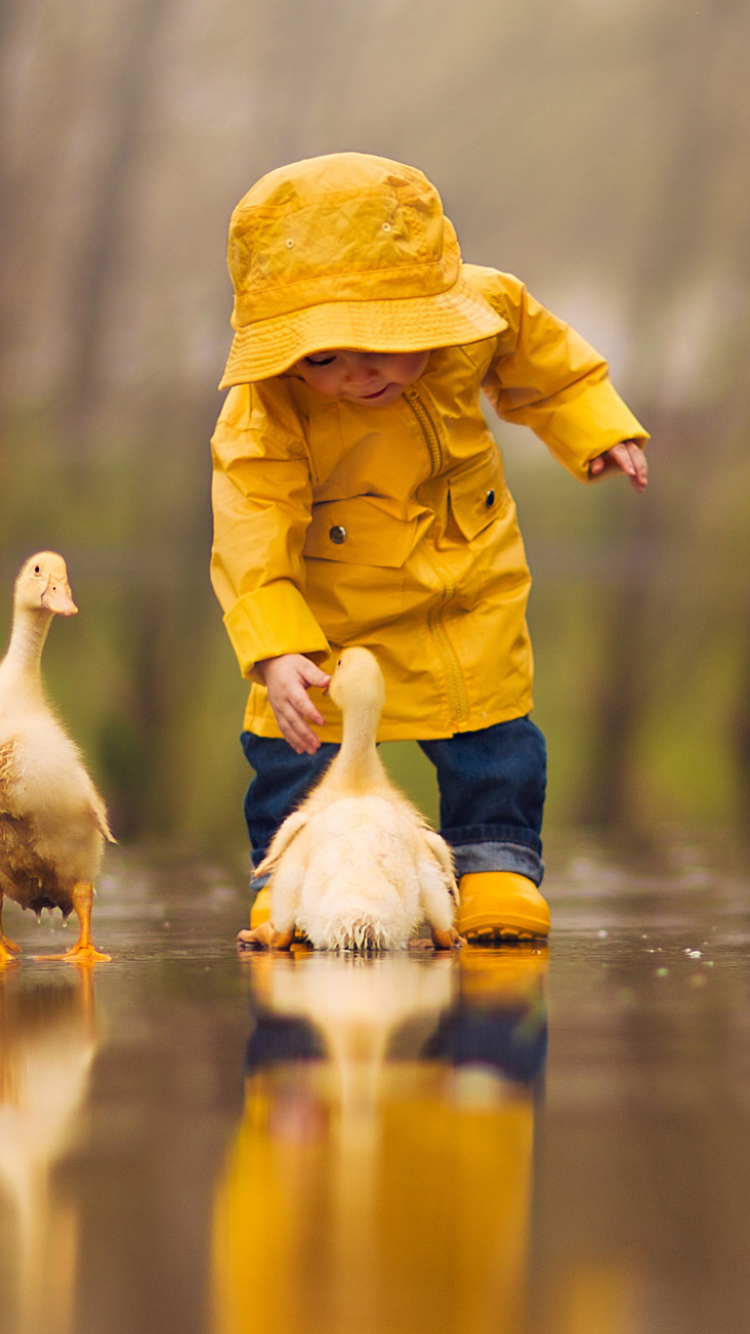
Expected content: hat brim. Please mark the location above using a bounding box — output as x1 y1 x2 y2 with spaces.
218 271 506 387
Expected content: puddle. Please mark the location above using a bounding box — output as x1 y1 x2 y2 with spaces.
0 839 749 1332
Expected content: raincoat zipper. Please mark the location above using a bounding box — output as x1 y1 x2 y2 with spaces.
405 391 470 728
405 390 442 474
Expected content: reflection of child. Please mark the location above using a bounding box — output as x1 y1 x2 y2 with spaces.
210 153 648 942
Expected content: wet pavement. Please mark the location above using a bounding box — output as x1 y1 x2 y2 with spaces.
0 835 749 1334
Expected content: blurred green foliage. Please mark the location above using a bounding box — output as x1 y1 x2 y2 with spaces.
1 0 749 851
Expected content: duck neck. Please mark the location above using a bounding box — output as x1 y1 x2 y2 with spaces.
0 608 52 696
334 701 385 792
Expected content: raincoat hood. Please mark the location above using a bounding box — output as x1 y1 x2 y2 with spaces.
220 153 505 386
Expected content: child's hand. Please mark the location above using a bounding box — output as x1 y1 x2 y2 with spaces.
257 654 331 754
589 440 648 492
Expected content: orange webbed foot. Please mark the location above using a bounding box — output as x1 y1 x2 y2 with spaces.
431 926 466 950
35 942 111 964
0 940 20 967
237 922 294 952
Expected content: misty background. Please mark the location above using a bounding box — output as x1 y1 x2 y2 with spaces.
0 0 748 854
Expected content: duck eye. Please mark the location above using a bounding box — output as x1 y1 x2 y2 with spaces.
34 565 41 575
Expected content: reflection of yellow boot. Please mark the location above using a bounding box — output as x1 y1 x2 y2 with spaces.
458 945 549 1004
249 886 271 929
458 872 550 943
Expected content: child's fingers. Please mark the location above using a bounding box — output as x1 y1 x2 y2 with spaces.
589 442 648 492
627 442 648 491
612 441 648 492
608 442 637 478
291 683 326 727
299 660 332 690
276 685 325 753
277 706 321 754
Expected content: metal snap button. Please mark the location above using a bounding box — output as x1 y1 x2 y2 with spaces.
329 524 347 544
485 489 495 508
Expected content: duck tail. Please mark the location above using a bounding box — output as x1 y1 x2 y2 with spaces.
318 916 408 953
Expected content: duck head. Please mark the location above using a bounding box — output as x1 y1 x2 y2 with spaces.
15 553 78 617
328 647 386 717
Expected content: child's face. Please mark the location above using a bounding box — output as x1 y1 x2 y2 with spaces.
289 350 429 407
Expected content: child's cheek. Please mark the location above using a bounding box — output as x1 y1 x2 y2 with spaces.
314 370 340 398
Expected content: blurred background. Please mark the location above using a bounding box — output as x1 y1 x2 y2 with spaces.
0 0 748 854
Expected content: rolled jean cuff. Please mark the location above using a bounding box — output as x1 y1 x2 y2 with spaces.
447 839 545 887
250 870 271 896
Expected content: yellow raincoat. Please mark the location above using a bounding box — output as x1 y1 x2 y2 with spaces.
210 267 647 742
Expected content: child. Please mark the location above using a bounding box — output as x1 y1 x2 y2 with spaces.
210 152 648 944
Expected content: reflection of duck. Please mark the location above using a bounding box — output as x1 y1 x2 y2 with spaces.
214 949 548 1334
241 649 460 952
0 968 101 1334
0 553 114 965
246 950 457 1109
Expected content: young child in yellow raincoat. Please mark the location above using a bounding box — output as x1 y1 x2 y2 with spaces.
210 152 648 943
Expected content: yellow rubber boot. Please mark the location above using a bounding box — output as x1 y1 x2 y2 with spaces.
249 886 272 929
457 871 550 943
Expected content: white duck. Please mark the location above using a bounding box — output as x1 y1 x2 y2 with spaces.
0 553 114 965
238 647 462 952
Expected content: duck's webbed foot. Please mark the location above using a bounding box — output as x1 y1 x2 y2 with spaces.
431 925 465 950
35 882 111 963
0 897 21 961
41 941 112 964
237 922 294 952
0 934 20 966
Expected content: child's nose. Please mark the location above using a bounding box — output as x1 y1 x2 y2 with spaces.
346 356 378 385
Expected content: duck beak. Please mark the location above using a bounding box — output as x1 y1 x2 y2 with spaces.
41 579 78 615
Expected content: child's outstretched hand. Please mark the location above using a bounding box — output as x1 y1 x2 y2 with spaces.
589 439 648 492
258 654 331 754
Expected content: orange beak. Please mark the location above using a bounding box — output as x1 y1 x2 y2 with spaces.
41 579 78 615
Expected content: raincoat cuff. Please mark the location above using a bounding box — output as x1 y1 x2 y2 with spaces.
544 381 649 483
223 582 330 681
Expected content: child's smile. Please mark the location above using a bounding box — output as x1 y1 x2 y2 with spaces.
290 349 430 406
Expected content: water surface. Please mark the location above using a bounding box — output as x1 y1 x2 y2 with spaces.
0 836 748 1334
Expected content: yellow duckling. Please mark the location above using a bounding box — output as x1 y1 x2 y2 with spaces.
238 647 463 952
0 553 114 965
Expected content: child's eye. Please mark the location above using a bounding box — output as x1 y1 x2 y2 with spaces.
305 355 335 368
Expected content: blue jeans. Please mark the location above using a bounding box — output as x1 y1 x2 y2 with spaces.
240 716 546 891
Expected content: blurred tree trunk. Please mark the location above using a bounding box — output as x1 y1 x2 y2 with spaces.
64 0 172 445
577 1 745 827
0 0 33 415
726 348 750 831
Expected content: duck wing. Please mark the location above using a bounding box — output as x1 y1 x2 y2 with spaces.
86 785 117 844
254 808 310 876
0 740 22 817
420 828 459 903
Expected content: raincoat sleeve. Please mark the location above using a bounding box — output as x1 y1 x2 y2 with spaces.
210 382 330 681
470 268 648 483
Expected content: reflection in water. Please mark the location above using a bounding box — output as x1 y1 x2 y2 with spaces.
213 948 548 1334
0 968 102 1334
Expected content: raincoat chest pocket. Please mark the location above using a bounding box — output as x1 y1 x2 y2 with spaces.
448 449 508 542
304 497 433 567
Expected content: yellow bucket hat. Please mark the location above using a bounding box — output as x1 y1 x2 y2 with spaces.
219 152 505 386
